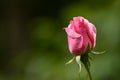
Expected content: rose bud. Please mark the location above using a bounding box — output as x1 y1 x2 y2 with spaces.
65 16 96 55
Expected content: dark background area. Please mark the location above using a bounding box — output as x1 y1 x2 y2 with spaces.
0 0 120 80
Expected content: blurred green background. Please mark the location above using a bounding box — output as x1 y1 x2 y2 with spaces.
0 0 120 80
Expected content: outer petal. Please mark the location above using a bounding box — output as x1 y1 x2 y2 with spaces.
86 23 96 49
68 35 83 55
65 28 81 38
73 17 83 33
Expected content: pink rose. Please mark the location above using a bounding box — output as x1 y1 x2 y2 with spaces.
65 16 96 55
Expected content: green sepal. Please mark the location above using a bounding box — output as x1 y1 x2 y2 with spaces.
66 56 75 65
75 55 81 72
91 50 105 55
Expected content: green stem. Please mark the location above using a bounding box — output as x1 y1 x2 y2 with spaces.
84 63 92 80
81 52 92 80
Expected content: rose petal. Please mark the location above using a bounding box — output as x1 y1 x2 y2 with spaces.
65 28 81 38
68 35 83 54
86 23 96 48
